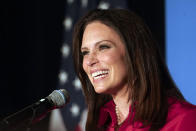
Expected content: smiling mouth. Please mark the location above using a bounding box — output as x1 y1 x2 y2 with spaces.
91 70 109 80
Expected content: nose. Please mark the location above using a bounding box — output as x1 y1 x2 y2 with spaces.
86 52 98 67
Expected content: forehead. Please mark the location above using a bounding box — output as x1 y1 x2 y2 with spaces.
81 21 123 47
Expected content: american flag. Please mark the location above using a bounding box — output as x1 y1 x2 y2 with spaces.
49 1 129 131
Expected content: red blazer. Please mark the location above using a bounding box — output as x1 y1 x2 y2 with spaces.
98 98 196 131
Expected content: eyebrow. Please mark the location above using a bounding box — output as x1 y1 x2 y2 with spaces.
81 40 113 51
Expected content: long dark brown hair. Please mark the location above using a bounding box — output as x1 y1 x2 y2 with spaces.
72 9 184 131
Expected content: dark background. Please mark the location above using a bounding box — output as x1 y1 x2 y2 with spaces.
1 0 65 115
0 0 164 130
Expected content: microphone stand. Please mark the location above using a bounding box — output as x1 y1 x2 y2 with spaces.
0 98 53 131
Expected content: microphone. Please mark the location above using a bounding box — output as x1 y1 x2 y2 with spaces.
0 89 70 131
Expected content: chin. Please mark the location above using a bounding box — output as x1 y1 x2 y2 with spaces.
94 86 112 95
94 87 108 94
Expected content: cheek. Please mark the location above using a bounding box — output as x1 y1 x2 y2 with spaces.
82 59 88 73
100 50 115 61
100 51 127 78
100 51 125 65
82 58 92 79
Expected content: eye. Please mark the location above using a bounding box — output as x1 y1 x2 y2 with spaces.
99 44 111 50
81 50 89 56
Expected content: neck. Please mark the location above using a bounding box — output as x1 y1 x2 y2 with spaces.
111 86 131 125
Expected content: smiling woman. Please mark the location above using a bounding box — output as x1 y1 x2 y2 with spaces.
72 9 196 131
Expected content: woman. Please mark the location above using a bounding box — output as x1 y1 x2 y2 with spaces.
72 9 196 131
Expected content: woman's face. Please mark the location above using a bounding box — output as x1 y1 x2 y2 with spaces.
81 21 128 94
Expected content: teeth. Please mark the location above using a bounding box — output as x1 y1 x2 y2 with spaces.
92 70 109 78
94 74 107 80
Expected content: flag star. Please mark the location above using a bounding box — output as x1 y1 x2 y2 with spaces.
81 0 88 8
70 103 80 117
63 17 72 31
98 2 110 10
61 44 70 58
67 0 74 4
73 78 82 90
59 71 68 84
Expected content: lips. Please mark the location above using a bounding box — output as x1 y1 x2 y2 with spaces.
91 70 109 80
